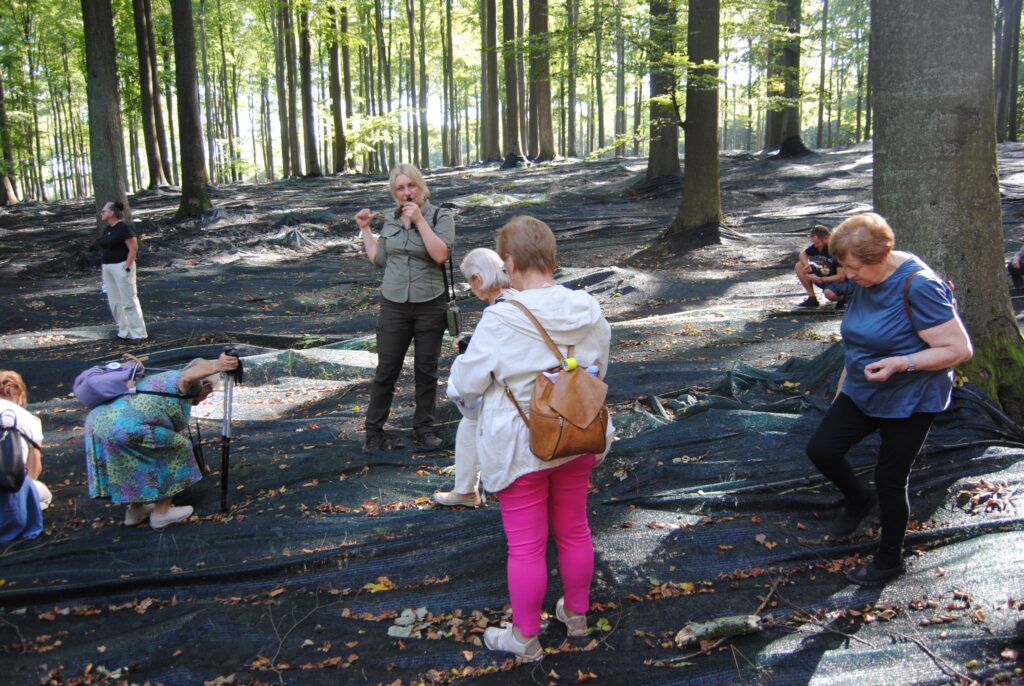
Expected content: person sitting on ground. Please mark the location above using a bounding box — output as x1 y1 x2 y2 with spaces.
99 200 148 343
1007 244 1024 291
796 224 847 309
354 162 455 453
805 212 972 586
84 353 239 530
0 370 49 543
434 248 517 508
448 216 612 661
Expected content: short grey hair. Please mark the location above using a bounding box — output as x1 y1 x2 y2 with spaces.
184 358 223 393
460 248 510 292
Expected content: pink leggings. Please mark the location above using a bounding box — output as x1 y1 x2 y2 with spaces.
496 453 596 636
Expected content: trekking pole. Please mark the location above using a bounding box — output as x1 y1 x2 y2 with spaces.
220 347 244 513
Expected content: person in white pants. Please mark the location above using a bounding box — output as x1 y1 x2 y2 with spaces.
434 249 516 508
99 200 147 342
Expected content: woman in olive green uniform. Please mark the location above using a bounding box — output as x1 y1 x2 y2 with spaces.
354 163 455 453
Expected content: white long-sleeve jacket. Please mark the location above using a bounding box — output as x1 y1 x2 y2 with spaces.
448 284 612 492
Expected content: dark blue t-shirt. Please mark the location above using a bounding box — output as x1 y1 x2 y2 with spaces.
840 254 957 418
804 243 839 277
99 221 137 264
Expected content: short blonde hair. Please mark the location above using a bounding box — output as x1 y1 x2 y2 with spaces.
830 212 895 265
0 370 27 407
496 215 557 275
460 248 510 293
389 163 430 202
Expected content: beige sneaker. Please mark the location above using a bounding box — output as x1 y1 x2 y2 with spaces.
483 624 543 661
555 597 588 637
124 503 156 526
150 505 193 530
432 490 481 508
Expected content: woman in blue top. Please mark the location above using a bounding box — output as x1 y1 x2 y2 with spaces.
805 213 973 586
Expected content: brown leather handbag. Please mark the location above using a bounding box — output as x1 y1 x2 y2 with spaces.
503 300 609 461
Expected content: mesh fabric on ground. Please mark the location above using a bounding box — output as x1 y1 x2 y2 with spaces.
1 145 1024 684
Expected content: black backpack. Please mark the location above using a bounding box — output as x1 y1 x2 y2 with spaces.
0 410 40 494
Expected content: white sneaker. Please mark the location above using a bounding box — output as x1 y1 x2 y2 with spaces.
555 597 588 637
432 490 481 507
150 505 193 530
483 624 543 661
124 503 156 526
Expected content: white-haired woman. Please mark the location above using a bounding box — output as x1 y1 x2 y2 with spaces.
84 353 238 530
354 163 455 453
434 248 517 508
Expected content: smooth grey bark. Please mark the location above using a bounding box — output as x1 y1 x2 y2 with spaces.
329 6 347 173
614 0 625 156
271 7 290 177
132 0 168 187
764 0 802 149
170 0 211 217
668 0 720 237
566 0 578 157
0 71 17 205
298 9 321 176
418 0 428 168
483 0 501 160
816 0 828 148
81 0 129 230
284 2 302 176
996 0 1023 141
501 0 522 157
529 0 554 161
645 0 680 180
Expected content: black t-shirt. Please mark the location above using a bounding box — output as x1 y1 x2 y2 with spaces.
99 221 137 264
804 243 839 277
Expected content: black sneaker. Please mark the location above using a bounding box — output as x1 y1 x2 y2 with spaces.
846 558 906 586
413 430 444 452
829 495 876 539
796 296 819 309
833 297 846 311
362 432 404 453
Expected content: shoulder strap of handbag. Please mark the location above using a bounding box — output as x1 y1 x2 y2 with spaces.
120 353 199 401
502 300 575 426
903 270 956 330
433 207 457 300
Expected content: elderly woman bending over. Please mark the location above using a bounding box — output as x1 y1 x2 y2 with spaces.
84 353 239 530
449 216 612 660
434 248 517 508
805 213 972 586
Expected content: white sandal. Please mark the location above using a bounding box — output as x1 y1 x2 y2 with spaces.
555 597 588 637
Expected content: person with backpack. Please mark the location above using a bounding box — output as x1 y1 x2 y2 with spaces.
0 370 48 542
354 163 455 454
448 216 612 661
805 213 973 586
83 353 238 530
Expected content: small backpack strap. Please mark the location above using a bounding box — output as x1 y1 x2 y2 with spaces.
507 300 564 363
505 386 531 426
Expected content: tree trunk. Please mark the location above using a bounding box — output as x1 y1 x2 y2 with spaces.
614 0 625 156
198 0 217 182
272 6 291 177
329 7 348 174
530 0 555 161
516 0 528 155
593 0 604 152
404 0 419 167
217 0 237 182
160 45 179 185
144 0 172 182
298 9 321 176
632 79 642 156
0 71 17 205
764 0 803 151
132 0 168 187
284 2 302 176
873 0 1024 419
502 0 522 158
81 0 130 231
483 0 501 160
996 0 1023 141
418 0 428 168
566 0 578 157
21 14 46 201
645 0 680 180
170 0 211 218
667 0 719 239
816 0 828 148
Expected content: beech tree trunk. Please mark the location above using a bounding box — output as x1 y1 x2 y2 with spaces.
299 9 321 176
614 0 625 156
530 0 555 161
501 0 522 158
329 7 347 174
594 0 604 152
645 0 680 180
816 0 828 148
873 0 1024 419
996 0 1023 141
483 0 501 160
81 0 130 230
566 0 578 157
667 0 720 238
0 71 17 205
272 7 290 177
170 0 211 218
284 2 302 176
418 0 428 168
132 0 167 187
764 0 803 150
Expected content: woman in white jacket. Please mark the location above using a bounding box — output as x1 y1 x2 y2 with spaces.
448 216 612 661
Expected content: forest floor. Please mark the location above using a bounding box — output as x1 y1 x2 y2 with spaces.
1 144 1024 685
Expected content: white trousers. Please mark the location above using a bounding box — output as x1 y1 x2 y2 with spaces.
102 262 147 339
454 416 481 495
32 479 51 510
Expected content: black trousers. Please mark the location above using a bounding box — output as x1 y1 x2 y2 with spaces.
1008 259 1023 288
364 295 447 434
806 393 936 559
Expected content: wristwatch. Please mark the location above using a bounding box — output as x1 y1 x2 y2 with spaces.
905 355 915 372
